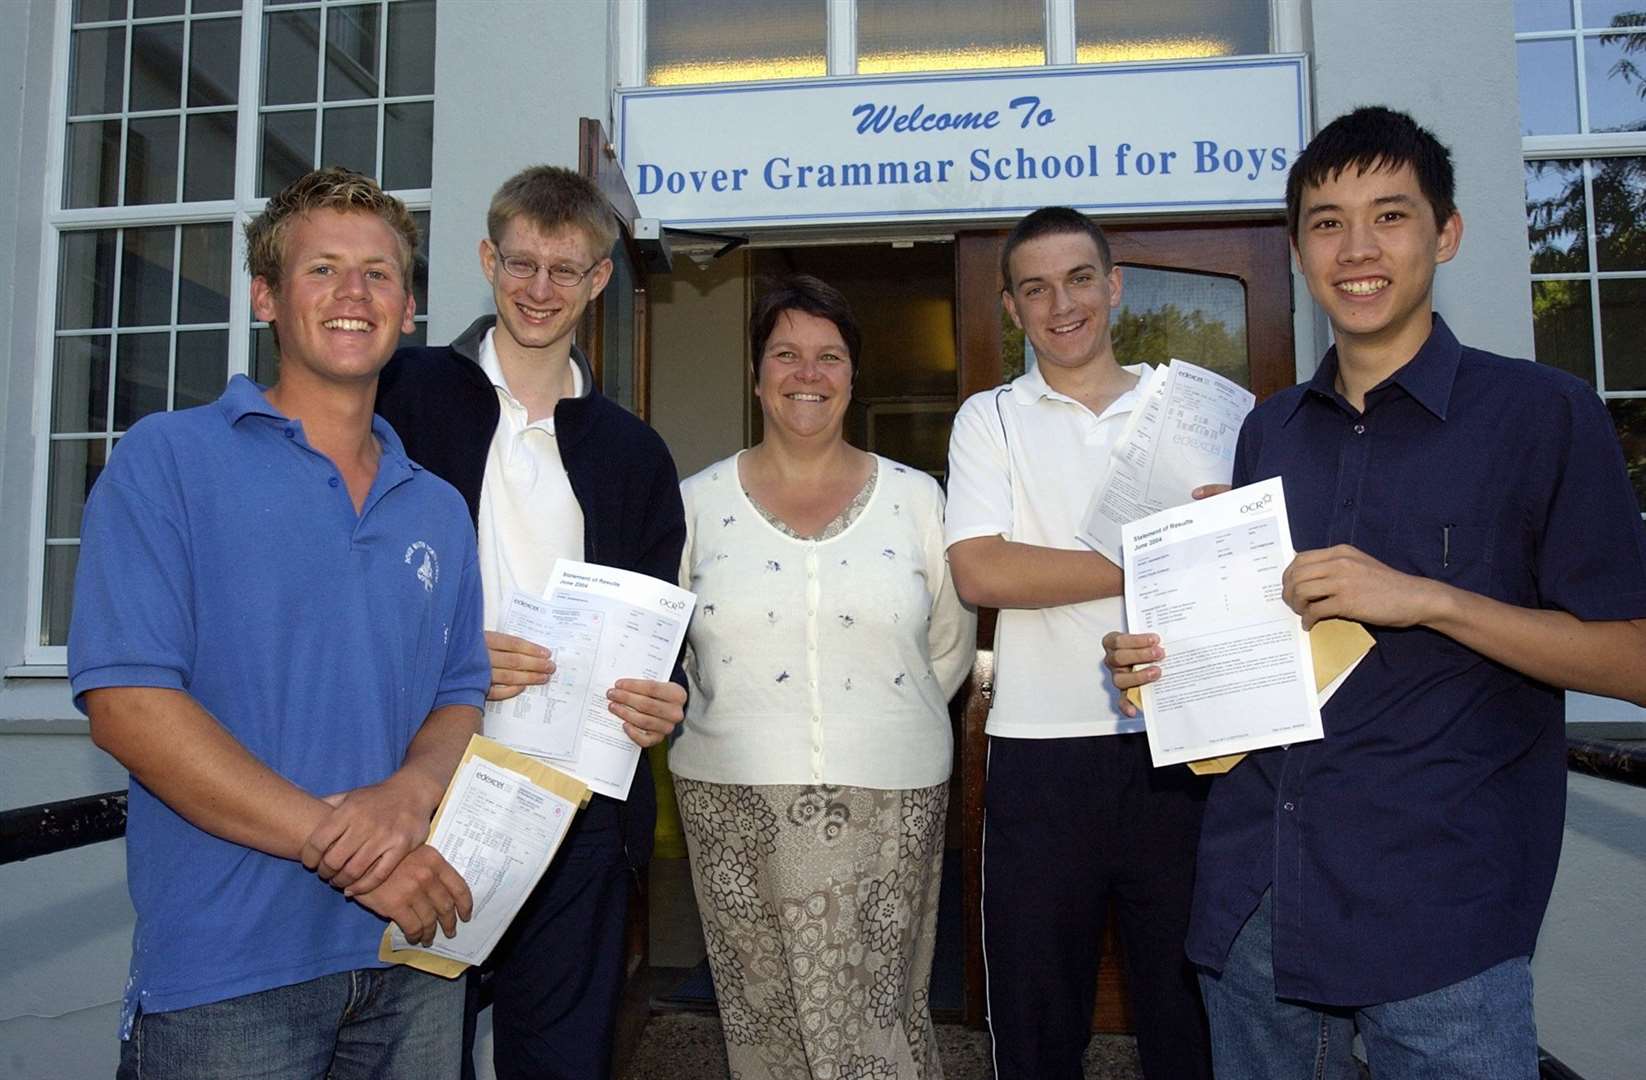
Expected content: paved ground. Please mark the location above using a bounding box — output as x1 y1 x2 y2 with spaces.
619 1012 1143 1079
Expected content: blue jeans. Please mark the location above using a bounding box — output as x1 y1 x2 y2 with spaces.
117 966 465 1080
1199 891 1538 1080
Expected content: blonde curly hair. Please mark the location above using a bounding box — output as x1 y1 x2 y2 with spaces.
244 167 420 288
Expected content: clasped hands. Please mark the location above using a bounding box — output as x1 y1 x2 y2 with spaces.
299 775 467 948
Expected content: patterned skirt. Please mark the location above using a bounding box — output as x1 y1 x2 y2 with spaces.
675 778 949 1080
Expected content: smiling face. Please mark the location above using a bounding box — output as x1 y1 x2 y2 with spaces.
755 309 853 442
481 216 612 362
249 207 416 389
1002 231 1124 375
1293 161 1462 362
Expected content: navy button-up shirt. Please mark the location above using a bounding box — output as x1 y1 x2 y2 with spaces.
1186 316 1646 1005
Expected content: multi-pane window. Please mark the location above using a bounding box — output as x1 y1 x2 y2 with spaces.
258 0 435 195
34 0 436 655
1517 0 1646 509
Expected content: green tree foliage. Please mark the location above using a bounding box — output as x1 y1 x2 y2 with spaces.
1112 303 1246 385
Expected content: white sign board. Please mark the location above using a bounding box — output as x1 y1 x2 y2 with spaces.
615 55 1308 229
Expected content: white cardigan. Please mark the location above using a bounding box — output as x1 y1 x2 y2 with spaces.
671 453 976 789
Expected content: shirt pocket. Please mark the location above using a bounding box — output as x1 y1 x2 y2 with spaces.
1400 520 1494 590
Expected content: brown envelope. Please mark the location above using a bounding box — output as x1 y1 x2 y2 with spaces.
1123 618 1375 775
379 734 591 978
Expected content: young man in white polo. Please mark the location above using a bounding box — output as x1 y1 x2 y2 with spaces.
944 206 1213 1080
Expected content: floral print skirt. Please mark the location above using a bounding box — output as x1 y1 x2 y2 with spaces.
675 778 949 1080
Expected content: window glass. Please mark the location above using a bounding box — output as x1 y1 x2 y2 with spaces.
65 8 243 209
1112 267 1250 388
1517 39 1580 135
1076 0 1268 64
858 0 1043 75
646 0 825 85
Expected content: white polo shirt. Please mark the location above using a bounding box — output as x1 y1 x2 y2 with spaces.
475 329 586 631
944 363 1148 738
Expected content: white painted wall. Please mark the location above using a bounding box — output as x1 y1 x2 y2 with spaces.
1300 0 1535 364
426 0 614 342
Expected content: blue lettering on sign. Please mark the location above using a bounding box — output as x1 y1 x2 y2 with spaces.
852 101 1000 134
969 145 1101 182
637 162 751 196
1192 140 1289 181
1006 96 1055 129
765 155 955 189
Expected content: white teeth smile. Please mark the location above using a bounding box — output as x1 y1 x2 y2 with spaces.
1338 279 1389 296
1049 320 1085 335
788 393 825 402
323 318 372 331
519 305 556 319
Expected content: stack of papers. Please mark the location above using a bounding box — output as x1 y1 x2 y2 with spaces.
380 736 590 976
1080 359 1254 564
485 560 696 800
1120 478 1372 769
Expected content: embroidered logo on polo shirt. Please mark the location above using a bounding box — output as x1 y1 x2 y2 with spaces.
404 541 439 593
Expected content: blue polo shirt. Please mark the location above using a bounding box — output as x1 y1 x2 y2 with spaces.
68 375 490 1034
1187 316 1646 1006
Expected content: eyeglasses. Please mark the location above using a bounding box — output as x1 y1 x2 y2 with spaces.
493 246 600 288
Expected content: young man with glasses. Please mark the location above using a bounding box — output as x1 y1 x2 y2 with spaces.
376 165 687 1080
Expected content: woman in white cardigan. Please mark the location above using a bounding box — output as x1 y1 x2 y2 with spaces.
673 276 975 1080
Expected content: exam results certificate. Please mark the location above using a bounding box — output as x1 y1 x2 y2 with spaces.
484 560 696 800
1121 477 1324 766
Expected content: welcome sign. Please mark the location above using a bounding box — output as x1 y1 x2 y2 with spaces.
615 55 1308 229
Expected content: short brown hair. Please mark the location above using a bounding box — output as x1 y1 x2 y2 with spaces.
748 275 862 383
244 167 420 288
487 165 618 257
1000 206 1113 290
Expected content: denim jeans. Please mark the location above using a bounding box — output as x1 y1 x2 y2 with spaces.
117 966 465 1080
1199 890 1538 1080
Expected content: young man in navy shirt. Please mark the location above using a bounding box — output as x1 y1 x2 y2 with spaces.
69 168 491 1078
376 165 686 1080
1105 106 1646 1078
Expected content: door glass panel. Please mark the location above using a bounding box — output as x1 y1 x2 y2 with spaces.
1111 265 1249 387
601 239 638 414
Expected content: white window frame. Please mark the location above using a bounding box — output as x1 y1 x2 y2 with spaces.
24 0 434 666
1516 5 1646 427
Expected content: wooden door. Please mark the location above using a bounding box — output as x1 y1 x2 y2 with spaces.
952 220 1295 1029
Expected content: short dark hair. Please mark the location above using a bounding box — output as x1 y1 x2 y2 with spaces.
1000 207 1113 290
748 275 862 384
1286 106 1457 239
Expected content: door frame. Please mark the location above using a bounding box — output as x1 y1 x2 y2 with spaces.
579 116 653 420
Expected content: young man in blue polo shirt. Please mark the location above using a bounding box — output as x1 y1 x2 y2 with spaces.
1104 107 1646 1077
69 168 491 1079
376 165 686 1080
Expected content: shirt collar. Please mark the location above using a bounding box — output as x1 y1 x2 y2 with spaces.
216 373 419 471
478 327 586 405
1011 360 1150 422
1288 314 1462 424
